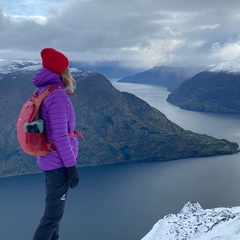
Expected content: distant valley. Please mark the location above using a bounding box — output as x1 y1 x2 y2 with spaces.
118 60 240 115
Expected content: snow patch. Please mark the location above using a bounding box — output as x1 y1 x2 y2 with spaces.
69 67 83 73
21 65 41 72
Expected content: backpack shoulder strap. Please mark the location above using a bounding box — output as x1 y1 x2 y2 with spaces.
35 85 61 104
30 85 61 122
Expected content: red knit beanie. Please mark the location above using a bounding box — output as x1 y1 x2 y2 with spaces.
40 48 69 74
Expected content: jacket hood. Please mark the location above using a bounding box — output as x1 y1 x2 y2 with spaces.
33 67 65 88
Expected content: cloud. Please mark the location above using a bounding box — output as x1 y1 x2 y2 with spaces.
210 41 240 61
1 0 240 68
3 13 47 24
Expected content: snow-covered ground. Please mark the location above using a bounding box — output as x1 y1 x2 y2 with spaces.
142 202 240 240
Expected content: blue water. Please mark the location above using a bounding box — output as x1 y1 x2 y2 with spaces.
1 83 240 240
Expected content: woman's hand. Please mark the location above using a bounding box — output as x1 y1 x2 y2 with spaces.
66 165 79 188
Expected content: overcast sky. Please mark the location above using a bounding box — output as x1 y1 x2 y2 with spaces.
1 0 240 69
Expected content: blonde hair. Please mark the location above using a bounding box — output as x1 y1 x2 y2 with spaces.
60 68 76 92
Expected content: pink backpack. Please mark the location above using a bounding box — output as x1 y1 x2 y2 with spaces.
17 86 84 156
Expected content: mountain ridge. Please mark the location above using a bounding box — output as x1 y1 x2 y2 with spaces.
117 65 207 88
167 71 240 114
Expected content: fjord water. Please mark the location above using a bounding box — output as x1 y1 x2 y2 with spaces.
1 83 240 240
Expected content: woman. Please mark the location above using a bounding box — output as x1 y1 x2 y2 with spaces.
32 48 79 240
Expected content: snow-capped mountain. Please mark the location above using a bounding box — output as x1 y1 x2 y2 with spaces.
142 202 240 240
0 59 41 74
208 59 240 74
167 58 240 114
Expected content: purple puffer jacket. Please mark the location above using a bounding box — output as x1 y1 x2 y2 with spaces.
33 67 78 171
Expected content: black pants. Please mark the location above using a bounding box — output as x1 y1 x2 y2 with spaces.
33 167 69 240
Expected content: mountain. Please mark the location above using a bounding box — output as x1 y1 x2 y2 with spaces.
0 59 41 74
167 61 240 114
142 202 240 240
0 60 238 178
117 66 207 88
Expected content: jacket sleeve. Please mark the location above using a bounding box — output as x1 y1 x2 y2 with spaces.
46 89 76 167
